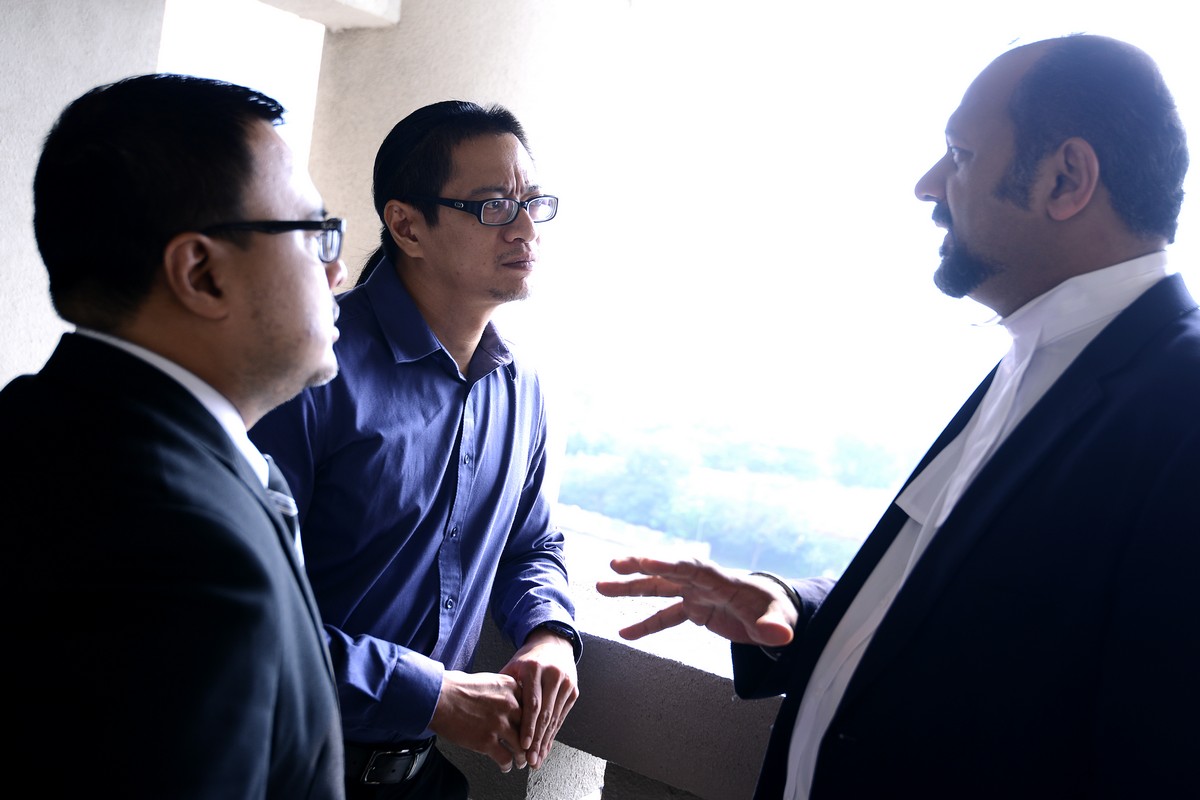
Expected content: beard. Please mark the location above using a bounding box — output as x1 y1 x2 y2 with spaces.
489 284 530 303
930 202 1001 299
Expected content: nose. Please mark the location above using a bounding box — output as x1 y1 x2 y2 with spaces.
504 206 539 243
326 255 347 291
914 153 949 203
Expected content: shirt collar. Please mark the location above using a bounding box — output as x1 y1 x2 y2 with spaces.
1000 251 1169 358
73 328 270 487
360 254 516 380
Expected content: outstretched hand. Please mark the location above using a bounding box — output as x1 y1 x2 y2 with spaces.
595 556 797 648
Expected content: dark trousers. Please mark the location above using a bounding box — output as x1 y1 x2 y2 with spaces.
345 746 469 800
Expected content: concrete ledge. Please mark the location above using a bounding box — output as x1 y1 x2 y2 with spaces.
602 762 704 800
259 0 401 30
441 738 604 800
465 620 780 800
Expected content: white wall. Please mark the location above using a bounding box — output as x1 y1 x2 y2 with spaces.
310 0 629 286
0 0 169 385
158 0 326 167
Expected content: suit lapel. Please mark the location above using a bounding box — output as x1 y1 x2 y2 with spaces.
46 335 337 681
752 368 998 798
154 365 338 683
752 275 1197 798
789 369 996 687
223 439 338 681
839 273 1198 710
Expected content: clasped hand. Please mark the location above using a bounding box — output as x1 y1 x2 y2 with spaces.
430 631 578 772
595 556 798 648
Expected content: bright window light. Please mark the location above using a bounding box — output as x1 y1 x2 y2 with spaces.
158 0 1200 607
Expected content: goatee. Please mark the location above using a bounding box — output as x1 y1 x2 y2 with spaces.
931 203 999 298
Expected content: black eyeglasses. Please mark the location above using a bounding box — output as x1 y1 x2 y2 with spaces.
407 195 558 226
201 218 346 263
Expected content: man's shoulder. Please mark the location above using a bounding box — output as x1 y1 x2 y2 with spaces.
0 370 42 415
4 385 259 552
1084 273 1200 379
1122 282 1200 379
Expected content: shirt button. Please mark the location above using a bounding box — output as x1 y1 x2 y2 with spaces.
462 454 471 465
444 597 455 610
449 527 459 539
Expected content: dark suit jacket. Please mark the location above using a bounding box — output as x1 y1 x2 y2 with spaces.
1 334 344 799
734 274 1200 799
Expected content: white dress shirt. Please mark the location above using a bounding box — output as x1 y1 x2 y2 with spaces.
783 252 1170 799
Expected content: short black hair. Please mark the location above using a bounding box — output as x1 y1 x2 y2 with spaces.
998 35 1189 243
33 73 285 329
360 100 530 285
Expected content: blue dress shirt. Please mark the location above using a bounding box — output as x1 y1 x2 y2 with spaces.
250 256 577 743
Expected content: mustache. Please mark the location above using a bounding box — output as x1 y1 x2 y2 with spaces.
499 247 535 264
932 202 953 228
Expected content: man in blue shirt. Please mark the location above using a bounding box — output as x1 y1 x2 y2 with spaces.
251 100 579 800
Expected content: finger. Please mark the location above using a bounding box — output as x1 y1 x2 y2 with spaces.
607 555 679 576
617 602 688 640
496 737 526 772
529 737 552 769
537 682 578 763
753 607 797 647
607 555 647 575
595 575 684 599
607 557 719 591
495 743 513 773
519 671 541 751
527 680 559 764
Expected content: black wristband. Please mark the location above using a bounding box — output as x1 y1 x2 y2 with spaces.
749 571 800 661
534 621 582 662
749 570 802 613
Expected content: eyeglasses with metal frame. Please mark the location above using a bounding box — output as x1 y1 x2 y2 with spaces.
201 218 346 263
407 195 558 226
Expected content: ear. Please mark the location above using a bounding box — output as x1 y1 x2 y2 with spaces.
161 232 230 320
384 199 425 259
1045 137 1100 222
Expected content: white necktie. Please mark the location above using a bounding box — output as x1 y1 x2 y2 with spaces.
905 333 1037 575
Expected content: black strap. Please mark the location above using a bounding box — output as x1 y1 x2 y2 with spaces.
344 740 435 784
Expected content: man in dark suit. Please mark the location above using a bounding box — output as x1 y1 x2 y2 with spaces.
598 34 1199 799
1 74 348 798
